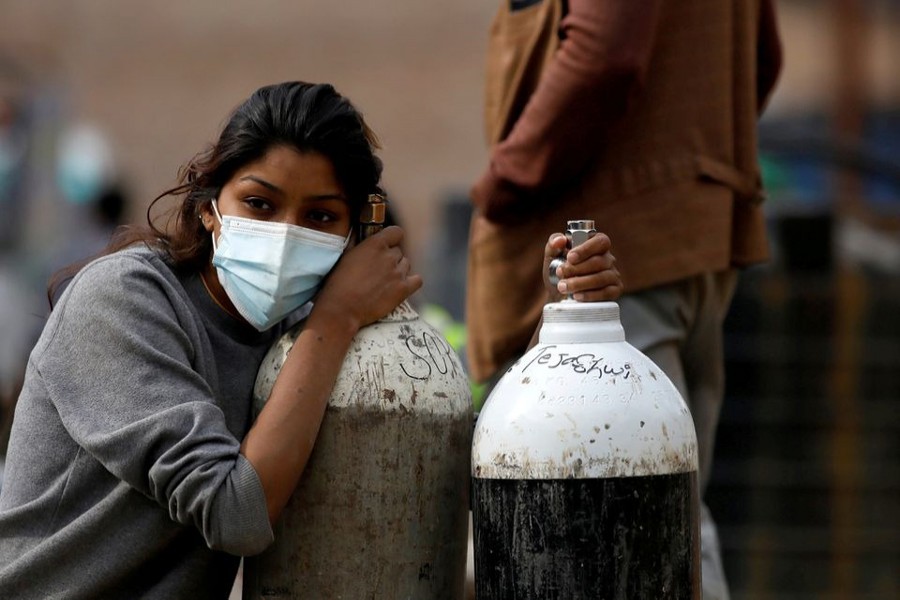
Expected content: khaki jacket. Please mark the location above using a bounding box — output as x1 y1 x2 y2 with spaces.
466 0 782 382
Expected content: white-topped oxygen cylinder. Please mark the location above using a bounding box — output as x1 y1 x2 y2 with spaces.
471 220 701 599
244 195 472 599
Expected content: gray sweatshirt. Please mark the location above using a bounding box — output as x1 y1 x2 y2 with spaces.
0 245 294 599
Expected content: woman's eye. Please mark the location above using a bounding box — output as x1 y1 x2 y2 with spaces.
243 197 272 211
308 210 336 223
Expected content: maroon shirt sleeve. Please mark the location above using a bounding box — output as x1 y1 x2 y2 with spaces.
757 0 784 113
472 0 664 223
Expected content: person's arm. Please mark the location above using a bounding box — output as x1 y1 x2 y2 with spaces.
472 0 663 222
240 226 421 525
40 253 276 555
757 0 783 113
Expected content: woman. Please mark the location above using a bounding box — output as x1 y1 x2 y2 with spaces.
0 81 620 599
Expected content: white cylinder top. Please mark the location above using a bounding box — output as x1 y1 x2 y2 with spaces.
540 301 625 344
473 301 698 480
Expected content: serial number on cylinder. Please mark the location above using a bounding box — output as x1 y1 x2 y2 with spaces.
536 392 631 406
522 345 631 379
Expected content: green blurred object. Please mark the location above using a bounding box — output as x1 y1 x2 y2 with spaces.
759 154 791 193
470 381 487 413
420 303 487 410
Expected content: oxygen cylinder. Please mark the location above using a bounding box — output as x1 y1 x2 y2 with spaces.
244 195 472 599
471 220 701 599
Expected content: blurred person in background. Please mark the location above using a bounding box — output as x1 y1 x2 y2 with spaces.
2 119 130 462
466 1 782 598
41 180 131 298
0 86 39 487
0 80 621 598
42 124 129 303
0 272 34 483
0 90 29 252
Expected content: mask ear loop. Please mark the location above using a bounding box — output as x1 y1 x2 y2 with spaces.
210 199 224 252
210 198 224 223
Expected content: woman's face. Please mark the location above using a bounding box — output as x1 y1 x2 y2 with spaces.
204 144 351 238
199 144 352 324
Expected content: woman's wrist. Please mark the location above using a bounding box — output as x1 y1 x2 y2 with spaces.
306 301 361 344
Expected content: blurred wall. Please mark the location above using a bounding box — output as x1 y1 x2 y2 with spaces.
1 0 899 286
767 0 900 116
0 0 494 269
2 1 899 598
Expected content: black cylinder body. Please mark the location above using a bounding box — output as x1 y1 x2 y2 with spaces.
473 473 700 599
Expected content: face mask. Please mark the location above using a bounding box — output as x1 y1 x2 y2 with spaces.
210 200 349 331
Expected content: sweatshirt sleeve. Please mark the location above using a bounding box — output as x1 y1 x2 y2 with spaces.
34 254 273 556
472 0 663 222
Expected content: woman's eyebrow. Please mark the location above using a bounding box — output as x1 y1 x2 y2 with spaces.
310 193 349 202
239 175 282 193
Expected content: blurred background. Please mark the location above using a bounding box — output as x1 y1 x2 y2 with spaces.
0 0 897 598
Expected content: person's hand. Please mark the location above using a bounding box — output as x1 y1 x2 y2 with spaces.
543 231 622 303
314 226 422 331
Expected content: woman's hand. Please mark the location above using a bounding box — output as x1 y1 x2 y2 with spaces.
314 226 423 332
543 231 622 303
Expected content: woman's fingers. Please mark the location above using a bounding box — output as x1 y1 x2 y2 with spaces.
544 231 622 301
544 233 569 259
315 224 424 327
371 224 404 245
560 268 623 301
566 232 611 265
558 252 616 279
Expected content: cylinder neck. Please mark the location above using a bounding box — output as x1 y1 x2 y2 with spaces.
538 301 625 344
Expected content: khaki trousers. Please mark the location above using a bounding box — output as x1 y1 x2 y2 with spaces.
618 269 739 600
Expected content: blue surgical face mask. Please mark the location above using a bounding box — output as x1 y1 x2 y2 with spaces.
210 200 349 331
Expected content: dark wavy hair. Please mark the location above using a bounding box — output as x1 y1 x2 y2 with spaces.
49 81 383 305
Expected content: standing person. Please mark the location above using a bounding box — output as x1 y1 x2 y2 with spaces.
466 1 782 598
0 80 620 599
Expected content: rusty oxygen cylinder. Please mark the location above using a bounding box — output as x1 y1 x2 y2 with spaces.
244 194 472 599
471 220 701 599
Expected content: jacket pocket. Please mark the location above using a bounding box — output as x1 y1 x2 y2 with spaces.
696 155 765 204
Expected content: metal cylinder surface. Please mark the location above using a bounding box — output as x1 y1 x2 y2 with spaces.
245 301 472 599
471 301 700 599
